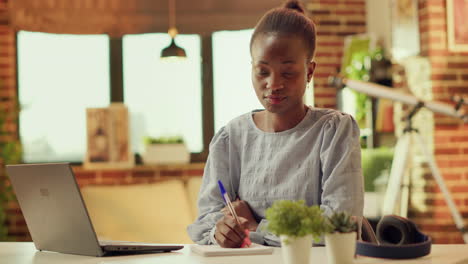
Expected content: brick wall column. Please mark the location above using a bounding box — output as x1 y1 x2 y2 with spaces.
306 0 367 109
0 0 23 241
412 0 468 244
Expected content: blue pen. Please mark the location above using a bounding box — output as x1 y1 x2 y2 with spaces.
217 180 252 247
217 180 241 224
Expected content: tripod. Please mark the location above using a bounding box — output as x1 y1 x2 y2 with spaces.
382 103 468 243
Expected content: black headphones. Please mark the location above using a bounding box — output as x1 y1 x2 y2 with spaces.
356 215 432 259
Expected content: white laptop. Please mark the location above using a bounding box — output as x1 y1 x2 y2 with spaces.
6 163 184 257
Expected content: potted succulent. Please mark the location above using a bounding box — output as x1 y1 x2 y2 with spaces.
324 211 358 264
142 136 190 164
265 200 329 264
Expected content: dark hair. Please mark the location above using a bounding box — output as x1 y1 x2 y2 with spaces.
250 0 316 60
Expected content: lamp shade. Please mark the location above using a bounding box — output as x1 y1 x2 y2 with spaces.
161 38 186 58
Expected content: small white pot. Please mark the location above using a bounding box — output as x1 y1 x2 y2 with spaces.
280 234 313 264
325 232 356 264
143 143 190 164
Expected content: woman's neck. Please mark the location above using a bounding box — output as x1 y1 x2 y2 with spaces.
256 105 309 132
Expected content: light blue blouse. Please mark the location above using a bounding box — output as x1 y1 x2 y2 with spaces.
187 107 364 246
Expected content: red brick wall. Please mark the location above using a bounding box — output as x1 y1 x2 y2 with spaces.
0 0 16 134
411 0 468 243
308 0 367 108
0 0 21 241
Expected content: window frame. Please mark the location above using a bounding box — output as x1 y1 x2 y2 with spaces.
110 35 213 163
15 32 214 164
15 31 112 164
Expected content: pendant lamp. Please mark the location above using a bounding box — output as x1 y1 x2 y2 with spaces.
160 0 186 59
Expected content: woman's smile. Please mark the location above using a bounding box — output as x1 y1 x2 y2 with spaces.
265 95 287 104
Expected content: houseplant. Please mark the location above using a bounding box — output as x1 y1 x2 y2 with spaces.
142 136 190 164
265 200 329 264
0 103 22 240
324 211 358 264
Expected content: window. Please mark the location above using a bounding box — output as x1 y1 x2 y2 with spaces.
123 34 203 153
212 29 263 132
17 31 110 162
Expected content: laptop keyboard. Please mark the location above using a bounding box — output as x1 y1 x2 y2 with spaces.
99 240 161 246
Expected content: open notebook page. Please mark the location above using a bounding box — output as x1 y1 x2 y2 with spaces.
190 243 274 257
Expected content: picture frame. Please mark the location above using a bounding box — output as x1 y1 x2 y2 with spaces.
84 103 134 169
447 0 468 52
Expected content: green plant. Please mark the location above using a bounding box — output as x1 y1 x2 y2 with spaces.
326 211 357 234
144 136 184 145
0 102 22 241
344 47 387 128
265 200 329 243
361 147 394 192
345 51 371 126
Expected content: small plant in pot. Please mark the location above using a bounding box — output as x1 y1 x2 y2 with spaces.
324 211 358 264
265 200 329 264
142 135 190 164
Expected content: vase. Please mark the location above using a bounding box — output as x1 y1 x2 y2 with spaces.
325 231 356 264
280 234 313 264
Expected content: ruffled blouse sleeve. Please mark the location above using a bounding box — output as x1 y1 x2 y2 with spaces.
187 127 231 244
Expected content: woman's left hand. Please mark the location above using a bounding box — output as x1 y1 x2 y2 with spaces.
221 199 258 231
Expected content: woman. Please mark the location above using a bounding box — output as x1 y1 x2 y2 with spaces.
187 0 363 248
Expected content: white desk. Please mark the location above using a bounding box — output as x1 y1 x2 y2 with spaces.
1 243 468 264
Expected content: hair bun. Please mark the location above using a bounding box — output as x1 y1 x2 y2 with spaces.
283 0 306 13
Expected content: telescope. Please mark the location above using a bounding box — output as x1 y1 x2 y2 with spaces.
329 75 468 243
329 75 468 123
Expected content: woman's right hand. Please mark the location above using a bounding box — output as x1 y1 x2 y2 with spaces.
214 216 248 248
221 199 259 231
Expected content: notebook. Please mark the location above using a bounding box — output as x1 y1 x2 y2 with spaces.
6 163 184 257
191 243 274 257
